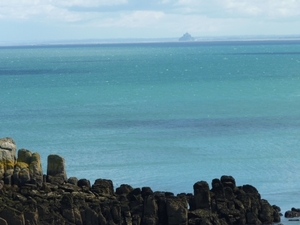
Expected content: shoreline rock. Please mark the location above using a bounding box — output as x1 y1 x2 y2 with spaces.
0 137 283 224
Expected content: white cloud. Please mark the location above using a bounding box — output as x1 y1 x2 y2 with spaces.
1 0 300 42
55 0 127 7
220 0 300 18
95 11 165 28
0 0 127 21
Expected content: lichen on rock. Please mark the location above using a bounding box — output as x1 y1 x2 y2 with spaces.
0 137 17 181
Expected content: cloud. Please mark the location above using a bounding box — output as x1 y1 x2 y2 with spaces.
1 0 300 23
1 0 300 42
220 0 300 18
0 0 127 21
95 10 165 28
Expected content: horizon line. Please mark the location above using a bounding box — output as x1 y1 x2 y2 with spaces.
1 34 300 47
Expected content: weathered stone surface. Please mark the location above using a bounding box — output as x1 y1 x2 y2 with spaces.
47 154 67 184
0 207 25 225
194 181 211 210
0 138 283 225
259 199 275 224
142 195 158 225
142 187 153 198
0 137 17 180
91 178 114 196
116 184 133 195
211 178 225 202
285 209 300 218
67 177 78 185
13 149 43 187
166 196 188 225
220 175 236 189
77 178 91 189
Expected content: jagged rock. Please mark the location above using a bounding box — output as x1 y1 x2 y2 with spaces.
0 137 17 181
142 187 153 199
272 205 281 222
166 196 188 225
194 181 211 210
220 175 236 189
0 138 283 225
285 210 300 218
116 184 133 195
0 206 25 225
91 179 114 196
13 149 43 187
142 195 158 225
153 192 168 225
84 207 100 225
67 177 78 185
47 154 67 184
259 199 275 224
61 194 83 225
246 212 262 225
77 178 91 190
211 179 225 202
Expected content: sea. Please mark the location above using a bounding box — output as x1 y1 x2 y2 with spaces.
1 40 300 221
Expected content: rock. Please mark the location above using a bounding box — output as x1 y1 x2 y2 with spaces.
292 207 300 212
77 178 91 189
47 154 67 184
211 178 225 202
91 178 114 196
141 187 153 199
193 181 211 210
0 206 25 225
0 137 17 180
223 187 235 201
0 218 7 225
285 210 300 218
142 195 158 225
67 176 78 185
259 199 274 224
60 194 83 225
272 205 281 222
220 175 236 190
13 149 43 187
0 138 283 225
116 184 133 195
166 196 188 225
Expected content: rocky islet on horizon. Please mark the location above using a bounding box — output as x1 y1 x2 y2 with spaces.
0 137 297 225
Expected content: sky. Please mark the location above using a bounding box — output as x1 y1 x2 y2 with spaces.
1 0 300 43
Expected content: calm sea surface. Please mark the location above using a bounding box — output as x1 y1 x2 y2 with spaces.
1 41 300 217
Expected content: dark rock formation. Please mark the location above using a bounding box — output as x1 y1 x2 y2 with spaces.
0 137 282 225
285 207 300 218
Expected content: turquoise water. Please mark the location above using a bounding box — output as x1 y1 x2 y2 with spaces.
1 41 300 215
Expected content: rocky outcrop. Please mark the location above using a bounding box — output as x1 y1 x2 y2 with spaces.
285 207 300 218
13 149 43 187
0 138 17 182
0 138 282 225
47 154 67 184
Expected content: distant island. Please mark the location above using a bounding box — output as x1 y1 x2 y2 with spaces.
179 32 195 41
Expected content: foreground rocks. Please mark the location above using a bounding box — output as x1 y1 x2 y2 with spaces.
0 137 282 225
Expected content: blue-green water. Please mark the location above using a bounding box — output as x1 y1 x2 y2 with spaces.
1 41 300 215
